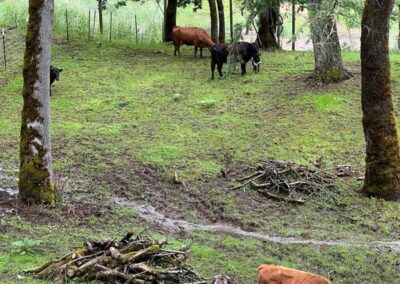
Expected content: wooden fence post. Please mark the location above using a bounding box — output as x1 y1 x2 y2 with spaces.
229 0 233 42
93 10 96 38
135 15 138 44
65 9 70 42
109 12 113 42
292 0 296 51
2 29 6 70
88 10 91 40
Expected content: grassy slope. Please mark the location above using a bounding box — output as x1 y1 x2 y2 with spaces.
1 42 400 283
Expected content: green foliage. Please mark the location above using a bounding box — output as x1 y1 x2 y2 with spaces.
11 239 42 255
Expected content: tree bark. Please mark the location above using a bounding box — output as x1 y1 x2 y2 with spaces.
309 0 350 82
98 0 104 35
208 0 219 43
257 0 280 49
361 0 400 200
164 0 177 42
18 0 56 206
216 0 225 43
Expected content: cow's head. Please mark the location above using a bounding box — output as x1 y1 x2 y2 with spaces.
251 43 260 73
50 65 63 81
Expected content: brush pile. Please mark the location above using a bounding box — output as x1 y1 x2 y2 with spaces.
232 160 341 204
24 232 206 284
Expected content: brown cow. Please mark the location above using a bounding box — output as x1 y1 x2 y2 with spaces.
257 264 332 284
172 26 214 58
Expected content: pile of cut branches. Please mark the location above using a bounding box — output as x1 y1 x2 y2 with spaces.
24 232 206 284
231 160 340 204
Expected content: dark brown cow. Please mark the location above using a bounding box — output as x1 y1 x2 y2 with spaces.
258 264 332 284
172 26 214 58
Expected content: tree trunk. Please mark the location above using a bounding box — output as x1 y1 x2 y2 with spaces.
309 0 350 82
257 0 280 49
98 0 104 35
19 0 56 206
164 0 177 42
208 0 218 43
216 0 225 43
361 0 400 200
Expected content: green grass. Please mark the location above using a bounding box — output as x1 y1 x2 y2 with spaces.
2 40 400 283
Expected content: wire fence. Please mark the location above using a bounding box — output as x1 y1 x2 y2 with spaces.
0 28 24 85
53 8 163 44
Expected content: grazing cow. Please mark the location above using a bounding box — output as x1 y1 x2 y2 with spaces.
212 273 234 284
211 43 229 80
172 26 214 58
231 42 260 75
257 265 332 284
50 65 62 96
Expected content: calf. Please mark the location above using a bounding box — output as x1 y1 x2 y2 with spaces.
211 43 229 80
231 42 260 75
257 264 332 284
50 65 62 96
173 26 214 58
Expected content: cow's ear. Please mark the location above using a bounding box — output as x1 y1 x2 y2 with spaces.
59 69 63 72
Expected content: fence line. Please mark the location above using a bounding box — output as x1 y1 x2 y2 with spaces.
0 28 24 85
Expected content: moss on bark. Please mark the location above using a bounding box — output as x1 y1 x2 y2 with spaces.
361 0 400 200
18 0 55 206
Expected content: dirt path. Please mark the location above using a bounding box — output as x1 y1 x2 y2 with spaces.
115 197 400 251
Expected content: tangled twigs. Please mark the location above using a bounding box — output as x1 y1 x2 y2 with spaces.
24 233 205 284
231 160 341 204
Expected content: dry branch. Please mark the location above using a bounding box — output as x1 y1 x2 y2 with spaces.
24 233 204 284
231 160 340 204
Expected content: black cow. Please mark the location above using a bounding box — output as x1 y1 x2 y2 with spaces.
231 42 260 75
211 43 229 80
50 65 62 96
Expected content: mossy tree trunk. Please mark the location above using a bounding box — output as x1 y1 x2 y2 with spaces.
19 0 56 206
216 0 225 43
308 0 350 82
257 0 280 49
361 0 400 200
164 0 177 42
208 0 219 43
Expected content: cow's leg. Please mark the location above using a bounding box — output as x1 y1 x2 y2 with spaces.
217 63 223 77
241 63 246 75
211 61 216 80
194 46 198 57
200 47 203 58
177 44 181 57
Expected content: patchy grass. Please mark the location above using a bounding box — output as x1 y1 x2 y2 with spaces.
2 41 400 283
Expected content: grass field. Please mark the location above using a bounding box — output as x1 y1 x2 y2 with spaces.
1 39 400 283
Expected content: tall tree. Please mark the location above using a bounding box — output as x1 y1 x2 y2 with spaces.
98 0 104 35
165 0 177 42
216 0 225 43
257 0 281 49
308 0 350 82
208 0 219 43
361 0 400 200
19 0 56 206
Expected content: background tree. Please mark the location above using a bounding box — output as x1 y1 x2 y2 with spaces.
98 0 105 35
163 0 202 42
216 0 225 42
308 0 350 82
257 0 281 49
165 0 178 41
208 0 219 42
361 0 400 200
19 0 56 206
